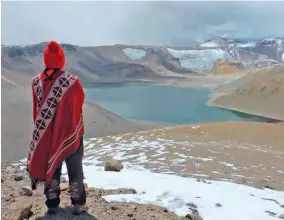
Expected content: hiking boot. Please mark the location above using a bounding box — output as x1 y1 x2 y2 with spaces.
72 204 88 215
47 207 59 214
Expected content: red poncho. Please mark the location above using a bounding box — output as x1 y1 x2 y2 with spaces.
27 70 85 185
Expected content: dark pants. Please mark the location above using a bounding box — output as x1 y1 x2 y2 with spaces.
44 137 86 208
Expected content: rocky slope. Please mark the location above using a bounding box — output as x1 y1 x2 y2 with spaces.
1 162 194 220
210 65 284 120
201 38 284 67
1 67 30 88
210 60 244 74
82 121 284 191
4 121 284 220
1 86 160 161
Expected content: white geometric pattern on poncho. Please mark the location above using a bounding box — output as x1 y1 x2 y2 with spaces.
28 72 77 161
32 75 43 110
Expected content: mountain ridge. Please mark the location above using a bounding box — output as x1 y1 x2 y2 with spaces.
2 38 283 84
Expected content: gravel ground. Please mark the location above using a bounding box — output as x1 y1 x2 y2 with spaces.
1 162 198 220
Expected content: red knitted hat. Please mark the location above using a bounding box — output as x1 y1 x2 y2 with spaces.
44 41 65 69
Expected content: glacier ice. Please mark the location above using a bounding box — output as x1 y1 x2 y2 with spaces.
200 42 220 47
236 42 256 48
167 48 233 71
123 48 146 60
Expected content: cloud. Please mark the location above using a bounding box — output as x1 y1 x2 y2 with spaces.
1 1 284 46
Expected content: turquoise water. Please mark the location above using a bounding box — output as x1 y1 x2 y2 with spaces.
84 83 268 125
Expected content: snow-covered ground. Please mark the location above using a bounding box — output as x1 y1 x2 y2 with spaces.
79 131 284 187
75 136 284 219
16 133 284 219
62 164 284 220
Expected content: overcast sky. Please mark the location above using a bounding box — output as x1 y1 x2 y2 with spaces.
2 1 284 46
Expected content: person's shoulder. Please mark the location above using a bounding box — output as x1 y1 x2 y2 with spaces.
31 72 42 85
64 71 77 79
63 71 83 84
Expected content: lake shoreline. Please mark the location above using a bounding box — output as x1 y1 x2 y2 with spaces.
84 82 274 125
85 100 167 129
207 100 284 123
84 77 284 123
83 73 242 90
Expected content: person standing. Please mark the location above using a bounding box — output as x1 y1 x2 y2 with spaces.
27 41 87 215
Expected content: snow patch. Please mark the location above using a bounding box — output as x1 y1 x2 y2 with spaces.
83 166 284 220
220 162 234 167
122 48 146 60
219 162 239 170
200 42 220 47
167 48 233 71
208 150 221 154
191 125 200 129
237 42 256 48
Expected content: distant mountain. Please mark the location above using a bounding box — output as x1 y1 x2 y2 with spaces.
200 37 284 67
1 38 283 84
